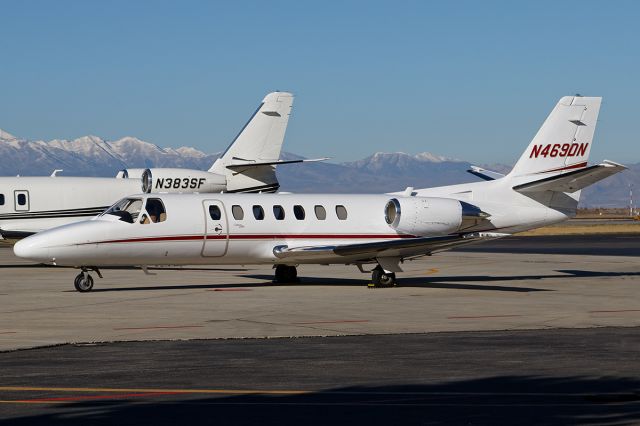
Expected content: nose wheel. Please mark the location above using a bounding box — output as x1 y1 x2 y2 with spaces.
73 268 102 292
74 273 94 292
370 267 396 288
274 265 298 283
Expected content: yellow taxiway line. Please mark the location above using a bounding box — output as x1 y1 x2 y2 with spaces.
0 386 310 395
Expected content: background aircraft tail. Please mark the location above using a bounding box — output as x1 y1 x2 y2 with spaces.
209 92 294 192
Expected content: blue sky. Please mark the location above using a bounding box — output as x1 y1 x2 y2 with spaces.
1 0 639 164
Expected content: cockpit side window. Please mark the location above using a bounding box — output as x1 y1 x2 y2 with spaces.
103 198 143 223
0 194 4 206
140 198 167 224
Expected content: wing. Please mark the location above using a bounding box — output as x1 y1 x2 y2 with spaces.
513 160 626 193
273 232 509 263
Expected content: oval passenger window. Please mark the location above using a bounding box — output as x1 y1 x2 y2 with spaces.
253 205 265 220
314 205 326 220
209 205 221 220
273 205 285 220
293 205 305 220
232 205 244 220
336 205 348 220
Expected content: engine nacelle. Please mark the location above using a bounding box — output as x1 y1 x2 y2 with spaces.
121 168 227 193
384 197 465 236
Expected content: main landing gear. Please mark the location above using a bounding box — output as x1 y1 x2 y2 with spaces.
369 265 397 288
73 268 102 292
274 264 298 283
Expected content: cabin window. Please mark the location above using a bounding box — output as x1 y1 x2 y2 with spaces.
17 194 26 206
209 205 222 220
293 205 305 220
103 198 143 223
232 205 244 220
273 205 285 220
314 205 326 220
336 205 348 220
253 205 265 220
0 194 4 206
140 198 166 224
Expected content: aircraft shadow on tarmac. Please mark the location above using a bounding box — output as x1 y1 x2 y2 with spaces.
70 269 640 293
4 375 640 426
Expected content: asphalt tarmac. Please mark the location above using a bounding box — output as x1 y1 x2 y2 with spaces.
1 328 640 425
457 233 640 256
1 234 639 425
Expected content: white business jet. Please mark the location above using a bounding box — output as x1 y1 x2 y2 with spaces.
14 96 626 291
0 92 323 242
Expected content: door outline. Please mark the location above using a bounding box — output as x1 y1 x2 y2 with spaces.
202 199 229 257
14 190 30 212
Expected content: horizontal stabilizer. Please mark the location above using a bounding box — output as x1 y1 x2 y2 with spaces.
467 166 506 181
513 160 626 193
226 157 329 171
273 232 508 262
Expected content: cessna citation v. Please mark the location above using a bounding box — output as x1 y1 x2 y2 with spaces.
0 91 321 242
14 96 626 291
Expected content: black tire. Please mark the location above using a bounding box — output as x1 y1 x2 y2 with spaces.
275 265 298 283
285 266 297 282
371 269 396 288
74 273 94 292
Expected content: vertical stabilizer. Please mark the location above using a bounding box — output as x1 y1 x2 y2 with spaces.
209 92 294 192
507 96 601 179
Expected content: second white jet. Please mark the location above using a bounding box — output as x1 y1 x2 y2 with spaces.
0 92 323 241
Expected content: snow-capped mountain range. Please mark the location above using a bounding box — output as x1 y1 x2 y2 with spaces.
0 129 635 207
0 130 217 175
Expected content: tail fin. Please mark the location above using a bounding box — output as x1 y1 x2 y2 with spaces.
507 96 601 179
209 92 293 192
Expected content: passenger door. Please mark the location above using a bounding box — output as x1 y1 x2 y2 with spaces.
202 200 229 257
14 190 29 211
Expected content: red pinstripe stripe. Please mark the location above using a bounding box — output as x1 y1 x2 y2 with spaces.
87 234 416 245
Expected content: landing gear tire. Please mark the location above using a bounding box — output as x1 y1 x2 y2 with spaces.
274 265 298 283
371 268 396 288
74 273 94 292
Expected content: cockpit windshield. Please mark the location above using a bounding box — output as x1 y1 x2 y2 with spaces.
103 198 143 223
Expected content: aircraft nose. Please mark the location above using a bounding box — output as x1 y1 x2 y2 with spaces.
13 235 51 262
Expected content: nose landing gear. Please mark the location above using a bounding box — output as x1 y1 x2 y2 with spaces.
74 273 94 292
73 268 102 292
